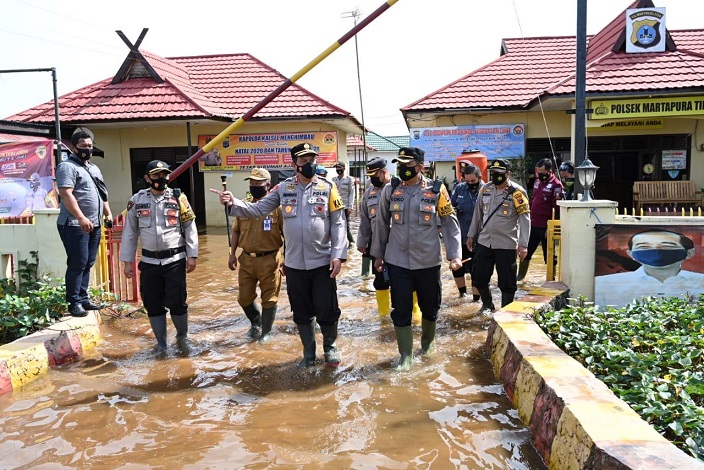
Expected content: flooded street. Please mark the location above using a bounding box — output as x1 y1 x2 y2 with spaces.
0 223 548 469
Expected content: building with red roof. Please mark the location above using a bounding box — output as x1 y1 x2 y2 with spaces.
402 0 704 209
1 29 363 225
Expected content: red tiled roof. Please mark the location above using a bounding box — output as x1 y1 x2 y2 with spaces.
403 4 704 114
6 51 352 124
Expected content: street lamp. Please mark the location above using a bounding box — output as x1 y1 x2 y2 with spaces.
575 157 599 201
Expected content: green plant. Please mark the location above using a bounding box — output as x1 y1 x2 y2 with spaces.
535 296 704 461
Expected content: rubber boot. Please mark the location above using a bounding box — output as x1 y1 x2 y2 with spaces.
361 257 372 278
258 306 277 344
297 320 317 367
501 291 515 308
148 315 168 353
171 313 188 338
394 326 414 370
242 303 262 339
421 318 437 356
411 291 422 325
320 322 341 367
375 289 391 318
517 260 530 282
478 286 495 313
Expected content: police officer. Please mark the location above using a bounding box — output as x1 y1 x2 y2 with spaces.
215 143 347 367
228 168 284 343
333 161 356 245
357 157 422 321
371 147 462 370
120 160 198 352
467 159 530 312
450 163 484 301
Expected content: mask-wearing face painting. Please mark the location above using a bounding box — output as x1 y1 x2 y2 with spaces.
630 248 687 267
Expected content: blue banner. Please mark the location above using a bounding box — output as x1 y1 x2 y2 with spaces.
409 124 525 162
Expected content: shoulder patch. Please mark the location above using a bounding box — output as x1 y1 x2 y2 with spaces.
126 201 134 211
178 194 196 222
437 183 454 217
328 184 345 212
513 190 530 215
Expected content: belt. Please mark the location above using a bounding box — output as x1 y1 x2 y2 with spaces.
243 249 278 258
142 246 186 259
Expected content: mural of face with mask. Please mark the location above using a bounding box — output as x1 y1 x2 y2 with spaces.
628 230 693 268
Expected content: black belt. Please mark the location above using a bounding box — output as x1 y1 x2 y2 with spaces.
243 249 278 258
142 246 186 259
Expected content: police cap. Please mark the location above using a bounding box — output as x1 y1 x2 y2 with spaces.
244 168 271 181
392 147 424 165
290 143 318 160
145 160 172 175
489 158 511 173
365 157 387 176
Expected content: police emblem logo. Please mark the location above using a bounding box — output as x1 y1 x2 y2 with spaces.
423 205 431 211
370 207 376 215
393 204 399 210
285 206 293 213
315 205 324 213
286 184 296 191
423 191 434 198
424 215 430 221
126 201 134 211
393 214 400 220
393 190 403 196
503 210 508 215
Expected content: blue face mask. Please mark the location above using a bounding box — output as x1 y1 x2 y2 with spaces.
630 248 687 267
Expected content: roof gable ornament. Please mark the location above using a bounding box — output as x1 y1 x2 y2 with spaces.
111 28 164 85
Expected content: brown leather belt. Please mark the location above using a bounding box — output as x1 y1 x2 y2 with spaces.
243 249 277 258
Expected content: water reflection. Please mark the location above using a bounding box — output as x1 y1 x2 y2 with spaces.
0 226 547 469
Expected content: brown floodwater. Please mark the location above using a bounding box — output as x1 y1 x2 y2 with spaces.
0 222 548 469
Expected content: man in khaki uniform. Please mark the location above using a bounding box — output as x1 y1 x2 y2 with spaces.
228 168 284 343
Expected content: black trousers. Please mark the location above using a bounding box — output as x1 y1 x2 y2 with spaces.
452 244 475 280
525 226 548 263
471 244 517 296
286 265 341 326
387 263 440 327
369 256 390 291
139 258 188 317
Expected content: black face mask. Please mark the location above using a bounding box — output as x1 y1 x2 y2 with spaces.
537 173 550 183
249 185 267 199
336 169 344 175
296 161 316 179
468 182 480 191
370 176 384 188
398 165 417 182
76 147 93 160
490 172 506 185
148 177 168 191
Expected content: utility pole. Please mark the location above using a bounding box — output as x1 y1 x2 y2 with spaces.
342 8 368 195
573 0 588 198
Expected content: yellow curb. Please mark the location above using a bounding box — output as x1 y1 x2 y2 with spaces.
0 313 102 394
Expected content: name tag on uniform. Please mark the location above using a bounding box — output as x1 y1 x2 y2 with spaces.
263 216 271 231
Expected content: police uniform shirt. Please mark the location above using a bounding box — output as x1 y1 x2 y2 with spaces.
55 155 104 227
119 188 199 265
451 181 484 243
332 174 355 209
370 176 462 270
356 183 383 251
467 182 530 250
232 205 284 254
229 176 346 270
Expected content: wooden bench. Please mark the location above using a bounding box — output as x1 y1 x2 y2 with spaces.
632 180 702 212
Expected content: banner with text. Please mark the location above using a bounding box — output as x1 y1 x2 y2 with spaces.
197 131 339 171
590 96 704 120
409 125 525 162
0 139 57 218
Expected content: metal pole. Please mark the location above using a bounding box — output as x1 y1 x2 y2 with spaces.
574 0 588 198
186 122 196 208
170 0 400 180
51 68 62 168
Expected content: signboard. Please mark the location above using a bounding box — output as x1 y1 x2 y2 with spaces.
589 96 704 120
594 225 704 309
589 118 664 130
0 139 57 218
197 131 339 171
661 150 686 170
625 7 667 53
409 124 525 162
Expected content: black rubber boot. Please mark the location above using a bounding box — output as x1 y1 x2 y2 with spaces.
258 306 277 344
517 260 530 282
394 326 413 370
297 320 317 367
478 287 495 313
320 322 341 367
171 313 188 338
148 315 168 353
242 303 262 339
501 291 516 307
421 319 437 355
